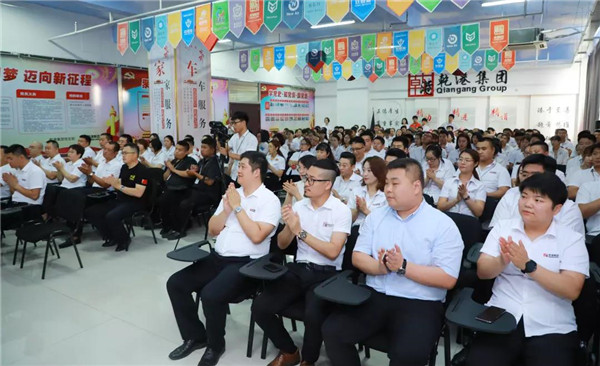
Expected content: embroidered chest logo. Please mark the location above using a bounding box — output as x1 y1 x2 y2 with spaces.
543 253 559 258
129 174 136 181
323 222 333 228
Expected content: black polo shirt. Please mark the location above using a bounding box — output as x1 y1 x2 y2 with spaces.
117 162 149 202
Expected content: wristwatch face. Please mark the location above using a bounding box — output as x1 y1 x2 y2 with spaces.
299 230 307 240
234 206 242 213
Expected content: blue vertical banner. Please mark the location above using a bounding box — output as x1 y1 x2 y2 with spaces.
433 52 445 74
283 0 304 29
332 61 342 80
274 46 285 70
297 42 308 68
351 0 376 21
352 59 363 79
458 50 472 72
155 14 168 48
142 17 155 51
363 59 373 78
304 0 326 26
181 8 195 46
307 40 324 71
393 31 409 60
471 50 485 72
443 25 461 56
425 28 443 57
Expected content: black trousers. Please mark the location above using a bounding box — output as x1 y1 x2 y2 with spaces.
166 252 256 350
252 263 337 363
176 188 220 233
466 319 578 366
42 184 66 217
158 189 189 232
84 199 143 244
322 288 444 366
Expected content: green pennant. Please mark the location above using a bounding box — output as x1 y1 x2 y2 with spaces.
129 20 140 53
416 0 443 12
485 49 498 71
461 23 480 55
361 34 376 61
321 39 334 65
212 0 230 39
312 69 322 82
250 49 261 72
374 58 386 77
264 0 282 32
409 56 422 74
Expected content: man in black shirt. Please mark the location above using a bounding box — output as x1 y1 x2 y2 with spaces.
159 140 197 240
85 143 149 252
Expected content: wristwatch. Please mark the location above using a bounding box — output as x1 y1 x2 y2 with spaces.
298 230 308 240
464 195 470 201
89 172 94 177
521 260 537 274
234 206 243 214
397 259 407 276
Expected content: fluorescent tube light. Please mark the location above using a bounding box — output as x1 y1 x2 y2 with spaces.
311 20 356 29
482 0 525 7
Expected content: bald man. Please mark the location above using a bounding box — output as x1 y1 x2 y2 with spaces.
28 141 44 164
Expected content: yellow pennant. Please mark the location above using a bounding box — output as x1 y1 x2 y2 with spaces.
445 53 459 73
285 44 297 69
263 46 274 71
342 60 353 80
387 0 413 17
376 32 393 61
326 0 349 23
408 29 425 58
322 63 333 81
167 11 182 48
421 53 433 74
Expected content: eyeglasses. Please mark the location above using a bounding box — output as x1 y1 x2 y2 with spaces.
458 158 474 163
426 156 438 162
230 119 243 125
351 146 364 151
122 151 137 155
305 176 329 185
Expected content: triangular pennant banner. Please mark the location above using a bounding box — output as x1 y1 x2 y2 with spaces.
335 38 348 64
274 46 285 70
351 0 375 21
408 29 425 58
246 0 264 34
155 15 168 48
229 0 246 38
117 22 128 55
362 34 376 61
416 0 442 12
264 0 282 32
489 19 509 53
212 0 230 39
129 20 140 53
239 50 249 71
167 11 182 48
285 44 297 68
142 17 155 51
332 61 343 80
461 23 480 55
433 52 445 74
386 57 398 77
501 49 516 70
250 48 261 71
304 0 326 26
327 0 349 23
376 32 393 60
181 8 195 46
283 0 304 29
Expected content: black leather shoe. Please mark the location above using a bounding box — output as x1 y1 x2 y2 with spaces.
168 339 207 360
451 346 469 366
160 228 171 237
115 239 131 252
166 231 186 240
102 240 116 247
198 347 225 366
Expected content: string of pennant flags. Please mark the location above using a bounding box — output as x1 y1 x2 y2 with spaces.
238 19 517 82
116 0 474 55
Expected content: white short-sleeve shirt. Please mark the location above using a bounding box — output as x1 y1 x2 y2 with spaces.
351 186 388 227
266 154 286 174
83 146 96 159
551 147 569 165
481 218 588 337
332 145 345 161
0 164 15 198
423 160 456 204
148 150 167 167
164 146 176 162
476 162 511 193
508 149 525 165
229 130 259 180
60 159 87 189
93 158 123 189
332 174 362 205
565 156 583 178
439 175 487 217
286 150 312 176
567 167 600 188
41 154 66 184
12 161 46 205
94 149 106 166
293 195 352 270
576 181 600 236
214 184 281 258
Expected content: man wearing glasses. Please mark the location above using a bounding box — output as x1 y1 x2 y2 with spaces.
219 111 258 182
252 159 351 366
351 137 367 175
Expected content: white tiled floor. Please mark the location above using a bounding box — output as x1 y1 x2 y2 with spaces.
1 223 458 365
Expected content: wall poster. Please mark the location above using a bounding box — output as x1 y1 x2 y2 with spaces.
260 83 315 131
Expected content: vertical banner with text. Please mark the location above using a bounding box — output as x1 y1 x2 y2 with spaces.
148 44 177 138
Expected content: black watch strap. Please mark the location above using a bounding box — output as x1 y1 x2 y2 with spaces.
521 260 537 274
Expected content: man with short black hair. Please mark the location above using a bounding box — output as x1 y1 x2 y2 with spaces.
385 148 408 164
220 111 258 181
360 130 376 158
0 145 14 199
550 135 569 165
84 133 112 167
391 136 410 155
528 141 566 182
78 134 96 159
476 137 511 198
409 115 421 129
442 113 455 129
567 143 600 200
566 133 596 177
333 152 362 206
35 140 65 184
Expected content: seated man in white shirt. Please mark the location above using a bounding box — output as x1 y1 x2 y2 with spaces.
550 135 569 165
390 136 410 156
332 152 362 206
33 140 65 184
507 135 530 171
361 130 377 158
557 128 576 156
252 159 352 366
577 180 600 260
371 136 387 159
220 111 259 181
329 133 345 162
78 134 96 160
385 148 408 164
565 133 596 177
83 133 112 168
166 151 281 366
28 141 45 164
351 137 367 175
566 143 600 200
476 137 511 199
490 154 585 236
0 145 15 200
140 138 167 169
528 141 566 182
323 158 464 366
469 173 588 366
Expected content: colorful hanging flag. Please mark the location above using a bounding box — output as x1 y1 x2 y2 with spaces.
485 49 498 71
445 53 459 73
409 56 421 75
443 25 461 56
342 60 353 80
204 34 219 51
433 53 445 74
458 51 471 72
282 0 304 29
374 58 386 77
393 31 409 59
425 28 443 57
196 4 212 42
321 39 334 65
304 0 326 26
264 0 282 31
117 22 128 55
335 38 348 63
181 8 195 46
239 50 249 71
129 20 140 53
451 0 471 9
471 50 485 72
363 59 374 78
246 0 264 34
348 35 362 61
369 72 378 83
327 0 349 23
501 49 515 70
322 63 333 81
155 15 168 48
312 69 322 82
142 17 155 51
351 0 375 21
302 65 311 81
387 0 413 17
332 61 342 80
167 11 182 48
352 59 363 79
398 55 409 76
362 34 376 61
229 0 246 38
489 19 509 52
285 44 297 68
308 41 324 71
297 42 308 68
376 32 393 60
212 1 230 39
250 48 261 71
408 29 425 58
416 0 442 12
421 54 433 74
461 23 479 55
386 57 398 76
263 46 274 71
274 46 285 70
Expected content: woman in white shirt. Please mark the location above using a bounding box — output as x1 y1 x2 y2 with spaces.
448 133 471 164
43 144 87 217
423 145 456 204
141 138 167 170
163 135 176 162
352 157 388 227
286 137 313 180
283 155 317 207
438 149 486 217
137 139 153 163
265 139 286 191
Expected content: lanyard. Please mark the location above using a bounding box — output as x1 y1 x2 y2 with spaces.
233 131 249 154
